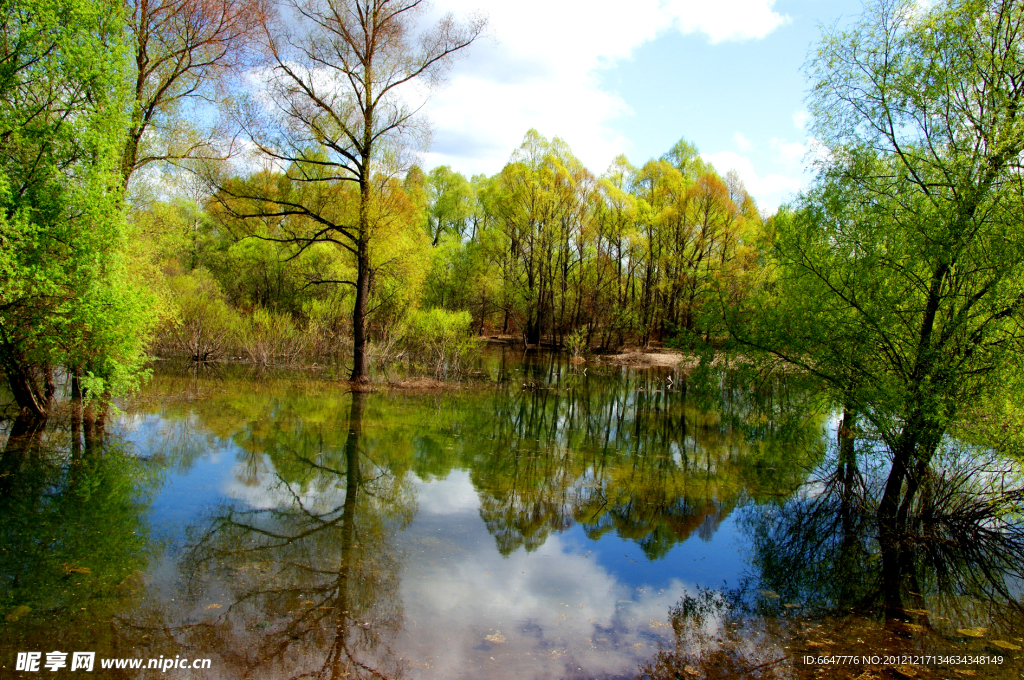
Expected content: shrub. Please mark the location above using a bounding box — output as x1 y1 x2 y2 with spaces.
302 296 351 357
158 270 239 361
236 307 305 366
403 308 480 378
564 327 588 361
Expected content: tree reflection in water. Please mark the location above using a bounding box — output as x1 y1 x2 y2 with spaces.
0 410 155 660
461 359 826 560
165 390 413 680
119 356 828 677
639 433 1024 680
136 355 827 565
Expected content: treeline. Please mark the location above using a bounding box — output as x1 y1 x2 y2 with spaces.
146 131 764 364
413 133 764 348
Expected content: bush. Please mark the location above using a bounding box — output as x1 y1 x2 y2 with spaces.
403 308 480 378
236 307 305 366
157 270 239 361
564 327 588 361
302 296 351 357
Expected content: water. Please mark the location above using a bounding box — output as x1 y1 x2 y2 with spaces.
2 350 1022 678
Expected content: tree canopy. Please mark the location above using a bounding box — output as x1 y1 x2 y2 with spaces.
0 0 155 417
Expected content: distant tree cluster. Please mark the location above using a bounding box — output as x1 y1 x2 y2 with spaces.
150 130 764 363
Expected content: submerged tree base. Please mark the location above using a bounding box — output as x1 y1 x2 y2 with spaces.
640 448 1024 680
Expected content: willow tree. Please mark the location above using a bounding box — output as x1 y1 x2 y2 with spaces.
212 0 483 382
490 131 592 345
0 0 154 418
731 0 1024 611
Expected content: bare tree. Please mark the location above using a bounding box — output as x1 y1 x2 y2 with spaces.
211 0 484 382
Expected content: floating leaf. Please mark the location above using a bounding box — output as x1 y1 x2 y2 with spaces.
991 640 1021 651
5 605 31 622
957 627 986 638
484 632 506 644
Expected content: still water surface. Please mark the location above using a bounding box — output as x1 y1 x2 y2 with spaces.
2 351 1022 678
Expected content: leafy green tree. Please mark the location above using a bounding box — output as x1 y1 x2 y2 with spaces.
730 0 1024 611
0 0 155 416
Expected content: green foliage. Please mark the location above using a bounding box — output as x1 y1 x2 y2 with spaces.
0 437 155 624
402 308 480 378
302 296 352 356
235 307 304 366
136 123 769 374
0 0 156 413
425 165 475 246
158 270 239 361
722 0 1024 550
564 327 588 359
777 0 1023 450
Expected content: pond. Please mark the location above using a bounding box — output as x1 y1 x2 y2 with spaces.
1 349 1022 679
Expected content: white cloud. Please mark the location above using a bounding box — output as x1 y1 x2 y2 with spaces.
421 0 790 175
400 532 691 679
733 131 752 151
701 131 822 211
664 0 790 42
398 473 697 679
413 470 481 515
771 137 808 166
221 455 352 511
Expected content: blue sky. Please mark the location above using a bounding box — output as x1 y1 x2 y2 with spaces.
419 0 864 211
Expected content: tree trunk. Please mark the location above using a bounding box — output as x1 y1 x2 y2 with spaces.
71 371 84 459
2 359 51 418
331 390 364 679
0 412 46 496
350 166 372 383
350 241 370 383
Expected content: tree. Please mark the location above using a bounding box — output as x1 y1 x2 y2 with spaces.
0 0 155 417
490 130 592 345
122 0 267 184
730 0 1024 612
211 0 483 382
425 164 474 246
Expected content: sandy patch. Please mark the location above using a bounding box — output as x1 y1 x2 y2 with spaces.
601 351 700 369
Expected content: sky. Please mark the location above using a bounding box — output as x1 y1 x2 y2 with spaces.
416 0 864 212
